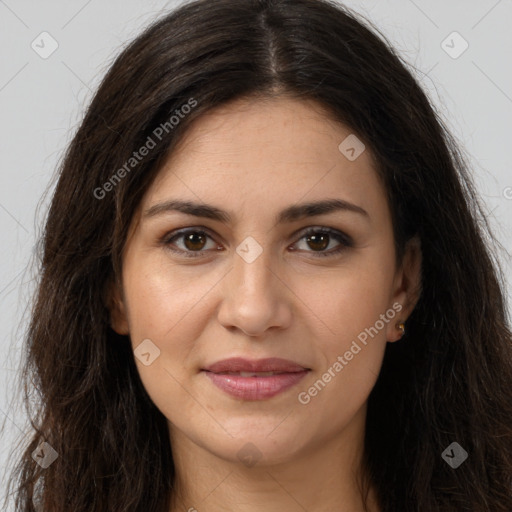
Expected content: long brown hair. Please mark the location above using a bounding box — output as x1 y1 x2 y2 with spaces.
5 0 512 510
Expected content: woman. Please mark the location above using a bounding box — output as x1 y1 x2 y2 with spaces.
6 0 512 510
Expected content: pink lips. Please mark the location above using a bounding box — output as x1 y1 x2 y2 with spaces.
201 357 310 400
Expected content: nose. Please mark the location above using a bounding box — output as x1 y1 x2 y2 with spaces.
217 243 292 337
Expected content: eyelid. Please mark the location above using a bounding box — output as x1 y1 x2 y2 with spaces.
161 226 222 257
291 226 353 257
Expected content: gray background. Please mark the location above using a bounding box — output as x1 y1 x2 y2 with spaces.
1 0 511 508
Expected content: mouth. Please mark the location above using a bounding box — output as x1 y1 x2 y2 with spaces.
210 371 292 377
201 357 311 400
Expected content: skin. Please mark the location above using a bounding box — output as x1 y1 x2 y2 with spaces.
109 96 422 512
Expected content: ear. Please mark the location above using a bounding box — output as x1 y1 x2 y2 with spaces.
105 278 130 336
386 235 422 342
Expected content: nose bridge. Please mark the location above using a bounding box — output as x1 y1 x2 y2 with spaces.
217 235 291 335
233 235 276 297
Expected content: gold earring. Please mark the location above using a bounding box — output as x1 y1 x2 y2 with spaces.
396 322 405 338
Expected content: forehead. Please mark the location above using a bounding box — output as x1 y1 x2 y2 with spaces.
142 96 388 225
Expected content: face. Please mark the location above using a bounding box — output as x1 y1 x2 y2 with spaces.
110 96 421 466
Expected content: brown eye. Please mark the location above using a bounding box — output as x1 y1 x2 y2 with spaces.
305 232 330 251
183 232 207 251
163 228 220 258
293 227 353 257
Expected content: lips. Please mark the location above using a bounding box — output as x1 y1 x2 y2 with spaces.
202 357 309 374
201 357 310 400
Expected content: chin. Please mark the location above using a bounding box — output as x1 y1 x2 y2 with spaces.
204 418 310 467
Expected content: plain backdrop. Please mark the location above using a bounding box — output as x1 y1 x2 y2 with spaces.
1 0 511 508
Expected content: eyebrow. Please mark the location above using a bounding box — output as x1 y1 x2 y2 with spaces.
143 198 369 224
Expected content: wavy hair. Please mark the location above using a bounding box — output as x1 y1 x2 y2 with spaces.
5 0 512 510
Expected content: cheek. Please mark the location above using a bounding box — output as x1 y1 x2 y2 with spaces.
295 281 391 428
121 259 214 401
122 254 220 345
296 342 385 441
291 254 393 420
294 250 395 344
122 266 213 426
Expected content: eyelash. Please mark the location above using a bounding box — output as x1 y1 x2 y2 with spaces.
161 226 353 259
